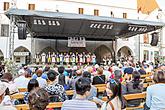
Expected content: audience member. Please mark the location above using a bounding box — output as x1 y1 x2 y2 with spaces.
73 71 97 100
1 72 18 94
57 66 67 87
126 71 143 107
68 69 82 90
28 88 49 110
62 77 97 110
0 83 16 110
45 70 68 102
113 70 127 94
101 79 126 110
92 67 106 85
24 79 39 104
145 71 165 109
35 69 47 88
14 69 30 88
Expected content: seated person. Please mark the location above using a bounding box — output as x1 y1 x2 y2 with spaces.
145 70 165 109
72 71 103 103
14 69 30 89
62 77 97 110
1 72 18 94
126 71 143 107
28 88 49 110
101 79 126 110
24 79 39 104
35 69 47 88
45 70 68 102
0 83 16 110
92 67 106 85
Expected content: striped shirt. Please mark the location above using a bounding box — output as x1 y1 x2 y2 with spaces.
61 99 97 110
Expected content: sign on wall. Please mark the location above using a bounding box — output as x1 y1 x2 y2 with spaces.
68 37 86 47
14 52 29 56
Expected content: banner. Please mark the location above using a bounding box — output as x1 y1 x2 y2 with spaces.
68 37 86 47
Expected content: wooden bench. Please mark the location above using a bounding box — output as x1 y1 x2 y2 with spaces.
15 102 63 110
11 93 24 100
18 88 27 93
94 84 106 93
102 92 146 110
11 90 75 100
66 90 74 96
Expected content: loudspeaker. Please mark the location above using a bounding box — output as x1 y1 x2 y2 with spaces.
17 20 27 40
150 32 159 46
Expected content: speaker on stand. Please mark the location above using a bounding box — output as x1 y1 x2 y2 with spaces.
150 32 159 46
17 20 27 40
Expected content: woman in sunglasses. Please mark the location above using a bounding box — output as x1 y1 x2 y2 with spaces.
101 79 126 110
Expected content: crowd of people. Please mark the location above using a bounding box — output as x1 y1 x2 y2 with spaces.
0 58 165 110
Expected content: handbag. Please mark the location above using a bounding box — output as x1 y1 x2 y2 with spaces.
144 103 150 110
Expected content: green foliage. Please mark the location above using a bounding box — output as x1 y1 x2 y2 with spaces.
3 60 18 76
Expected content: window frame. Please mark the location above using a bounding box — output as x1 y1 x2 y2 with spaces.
4 2 10 11
94 9 99 16
28 4 35 10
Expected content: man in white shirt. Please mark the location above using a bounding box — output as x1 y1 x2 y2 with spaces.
14 69 30 89
35 69 47 88
0 83 16 110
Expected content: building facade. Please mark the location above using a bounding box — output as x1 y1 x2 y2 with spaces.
0 0 164 64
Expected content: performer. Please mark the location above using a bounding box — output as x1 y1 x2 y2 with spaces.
47 52 52 64
92 53 96 65
71 53 76 65
103 56 107 66
41 52 46 64
86 53 91 65
51 52 56 64
56 52 60 65
107 55 112 66
35 53 40 65
69 52 72 65
79 53 83 66
75 52 79 65
59 53 64 65
82 52 86 65
65 53 70 65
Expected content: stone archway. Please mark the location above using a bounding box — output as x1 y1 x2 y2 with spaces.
14 46 31 65
117 46 133 58
94 45 112 64
0 49 4 61
39 46 56 54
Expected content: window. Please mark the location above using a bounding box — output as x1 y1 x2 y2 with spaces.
94 9 99 16
4 2 9 11
110 11 114 17
144 50 149 61
1 24 9 37
15 57 20 63
28 4 35 10
78 8 84 14
123 13 127 18
143 34 149 44
154 51 159 58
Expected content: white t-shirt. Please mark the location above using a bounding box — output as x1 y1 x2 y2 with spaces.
101 97 122 110
14 76 30 88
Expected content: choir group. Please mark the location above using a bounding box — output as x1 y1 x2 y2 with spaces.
35 52 97 65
